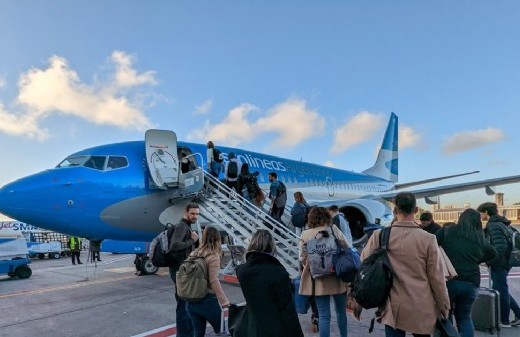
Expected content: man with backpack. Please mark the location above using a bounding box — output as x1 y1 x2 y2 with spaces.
360 192 449 337
224 152 241 191
268 172 287 224
168 203 200 337
478 202 520 327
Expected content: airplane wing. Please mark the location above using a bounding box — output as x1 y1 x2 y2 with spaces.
394 171 479 190
380 174 520 203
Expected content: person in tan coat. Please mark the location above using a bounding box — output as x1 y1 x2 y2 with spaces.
299 207 349 337
361 192 450 337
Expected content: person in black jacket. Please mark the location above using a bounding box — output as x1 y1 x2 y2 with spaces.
436 208 497 336
478 202 520 327
235 229 304 337
419 211 441 235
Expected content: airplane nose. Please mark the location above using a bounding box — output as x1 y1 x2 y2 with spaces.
0 173 48 222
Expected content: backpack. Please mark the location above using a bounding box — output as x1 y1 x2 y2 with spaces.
505 225 520 267
227 161 238 179
176 254 209 302
352 227 393 309
212 148 223 163
274 181 287 207
291 202 309 228
329 228 361 282
305 227 338 278
149 225 190 267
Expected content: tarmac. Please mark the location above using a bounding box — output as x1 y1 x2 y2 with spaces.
1 252 519 337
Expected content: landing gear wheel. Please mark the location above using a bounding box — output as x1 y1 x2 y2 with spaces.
140 257 159 275
38 253 45 260
15 265 32 279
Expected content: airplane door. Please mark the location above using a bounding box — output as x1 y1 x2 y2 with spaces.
326 177 334 197
145 130 180 189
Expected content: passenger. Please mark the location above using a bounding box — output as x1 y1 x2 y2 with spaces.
236 163 260 204
224 152 241 191
68 236 83 265
477 202 520 328
186 226 230 337
268 172 286 224
169 203 200 337
291 191 309 237
361 192 450 337
236 229 304 337
206 141 222 178
436 208 497 337
299 207 349 337
180 152 190 174
328 205 353 246
419 211 442 234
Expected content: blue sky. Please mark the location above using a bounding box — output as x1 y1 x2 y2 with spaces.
1 1 520 218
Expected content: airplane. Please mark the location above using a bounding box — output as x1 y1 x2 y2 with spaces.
1 112 520 253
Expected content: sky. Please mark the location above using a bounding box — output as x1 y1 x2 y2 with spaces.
1 1 520 220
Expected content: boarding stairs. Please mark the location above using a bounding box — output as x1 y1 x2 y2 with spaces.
196 172 300 278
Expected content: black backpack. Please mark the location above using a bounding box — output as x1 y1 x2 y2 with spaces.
352 227 393 309
212 148 223 163
149 225 190 267
227 161 238 178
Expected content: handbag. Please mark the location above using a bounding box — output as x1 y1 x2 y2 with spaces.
439 247 458 281
330 228 361 282
292 276 310 314
435 318 461 337
228 304 249 337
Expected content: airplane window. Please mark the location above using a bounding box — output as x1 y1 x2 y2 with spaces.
84 156 106 170
57 156 90 168
106 156 128 170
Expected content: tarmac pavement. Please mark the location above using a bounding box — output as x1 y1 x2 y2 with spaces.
1 252 519 337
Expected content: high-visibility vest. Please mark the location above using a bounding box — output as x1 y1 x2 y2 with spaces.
70 237 81 250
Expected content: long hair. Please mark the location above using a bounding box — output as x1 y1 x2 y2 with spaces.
247 229 276 254
307 207 332 229
294 191 306 204
241 162 250 174
456 208 484 244
197 226 222 255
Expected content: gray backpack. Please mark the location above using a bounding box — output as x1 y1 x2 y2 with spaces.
305 227 338 278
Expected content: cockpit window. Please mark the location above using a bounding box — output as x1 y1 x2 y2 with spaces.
106 156 128 170
56 155 106 170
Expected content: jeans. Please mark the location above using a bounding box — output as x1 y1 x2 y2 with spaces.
384 325 429 337
169 267 193 337
187 293 222 337
490 267 511 324
315 293 347 337
447 280 478 337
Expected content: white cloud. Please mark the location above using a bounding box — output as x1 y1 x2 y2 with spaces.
194 99 213 115
330 111 385 154
255 98 325 148
442 128 505 154
399 124 421 149
324 160 336 168
187 98 325 149
187 103 259 146
0 51 156 140
0 76 5 88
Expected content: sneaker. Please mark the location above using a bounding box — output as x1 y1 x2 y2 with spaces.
500 323 512 328
511 317 520 327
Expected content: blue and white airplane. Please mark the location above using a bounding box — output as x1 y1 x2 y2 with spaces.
1 112 520 244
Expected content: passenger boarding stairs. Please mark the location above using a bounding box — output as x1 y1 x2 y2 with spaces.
197 172 300 278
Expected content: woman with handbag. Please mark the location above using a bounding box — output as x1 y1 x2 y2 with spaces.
235 229 303 337
299 207 349 337
436 208 497 337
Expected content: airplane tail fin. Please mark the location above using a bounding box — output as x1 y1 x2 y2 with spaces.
362 112 398 182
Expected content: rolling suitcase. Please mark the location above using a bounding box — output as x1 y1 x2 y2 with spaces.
471 273 501 335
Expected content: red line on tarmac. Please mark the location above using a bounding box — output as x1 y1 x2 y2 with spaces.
481 271 520 279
